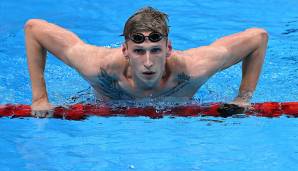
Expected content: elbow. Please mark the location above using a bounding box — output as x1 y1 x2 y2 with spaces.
256 28 269 43
246 27 269 43
24 19 46 33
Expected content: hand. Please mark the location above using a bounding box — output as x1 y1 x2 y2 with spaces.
217 103 246 117
230 98 251 110
31 99 54 118
231 90 254 110
217 93 253 117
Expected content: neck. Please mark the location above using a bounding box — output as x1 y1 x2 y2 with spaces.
124 65 171 98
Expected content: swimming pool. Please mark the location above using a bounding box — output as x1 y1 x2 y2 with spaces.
1 0 298 170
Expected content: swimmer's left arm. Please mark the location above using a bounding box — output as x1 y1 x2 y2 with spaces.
211 28 268 105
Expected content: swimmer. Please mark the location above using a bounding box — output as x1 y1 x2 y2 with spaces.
24 7 268 115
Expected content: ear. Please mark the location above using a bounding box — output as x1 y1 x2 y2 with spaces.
122 43 129 59
166 40 173 57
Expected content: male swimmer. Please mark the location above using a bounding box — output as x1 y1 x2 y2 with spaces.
25 7 268 115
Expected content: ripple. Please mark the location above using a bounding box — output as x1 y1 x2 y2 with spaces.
282 28 298 35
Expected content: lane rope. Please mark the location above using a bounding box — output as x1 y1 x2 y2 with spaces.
0 102 297 120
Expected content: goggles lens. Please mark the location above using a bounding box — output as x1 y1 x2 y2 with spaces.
130 32 165 43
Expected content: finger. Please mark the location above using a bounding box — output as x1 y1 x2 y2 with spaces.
45 110 54 118
37 111 46 118
32 111 43 118
32 110 54 118
217 103 245 117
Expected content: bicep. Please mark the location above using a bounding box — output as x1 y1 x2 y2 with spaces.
182 28 267 82
25 19 84 66
184 46 228 78
210 28 267 69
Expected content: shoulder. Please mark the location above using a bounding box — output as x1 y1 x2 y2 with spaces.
184 46 228 60
74 46 126 78
167 51 188 72
169 47 227 78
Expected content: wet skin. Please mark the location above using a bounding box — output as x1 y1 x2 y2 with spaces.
24 19 268 115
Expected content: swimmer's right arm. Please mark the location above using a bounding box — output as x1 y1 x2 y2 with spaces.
24 19 88 113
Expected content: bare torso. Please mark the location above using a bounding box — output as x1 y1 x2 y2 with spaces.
25 19 268 111
79 48 205 100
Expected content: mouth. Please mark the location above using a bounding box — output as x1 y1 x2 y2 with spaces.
142 71 156 76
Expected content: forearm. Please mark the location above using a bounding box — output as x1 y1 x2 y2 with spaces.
236 31 268 102
25 21 49 103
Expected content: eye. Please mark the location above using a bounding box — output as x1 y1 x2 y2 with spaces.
133 49 145 55
151 48 162 53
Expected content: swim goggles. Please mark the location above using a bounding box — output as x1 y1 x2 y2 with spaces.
129 32 167 43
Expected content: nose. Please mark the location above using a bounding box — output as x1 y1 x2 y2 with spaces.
144 51 153 69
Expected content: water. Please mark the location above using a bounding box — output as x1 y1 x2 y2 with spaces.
1 0 298 170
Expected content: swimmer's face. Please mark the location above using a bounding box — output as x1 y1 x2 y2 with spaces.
122 32 172 89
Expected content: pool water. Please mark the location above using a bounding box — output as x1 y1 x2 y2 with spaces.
1 0 298 170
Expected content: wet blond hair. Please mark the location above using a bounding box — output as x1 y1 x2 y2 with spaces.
122 6 170 39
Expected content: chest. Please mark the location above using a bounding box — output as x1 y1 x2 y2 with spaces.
87 70 199 100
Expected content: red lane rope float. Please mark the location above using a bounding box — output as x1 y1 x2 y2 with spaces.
0 102 298 120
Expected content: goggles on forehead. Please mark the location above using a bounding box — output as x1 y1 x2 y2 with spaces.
128 32 167 44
